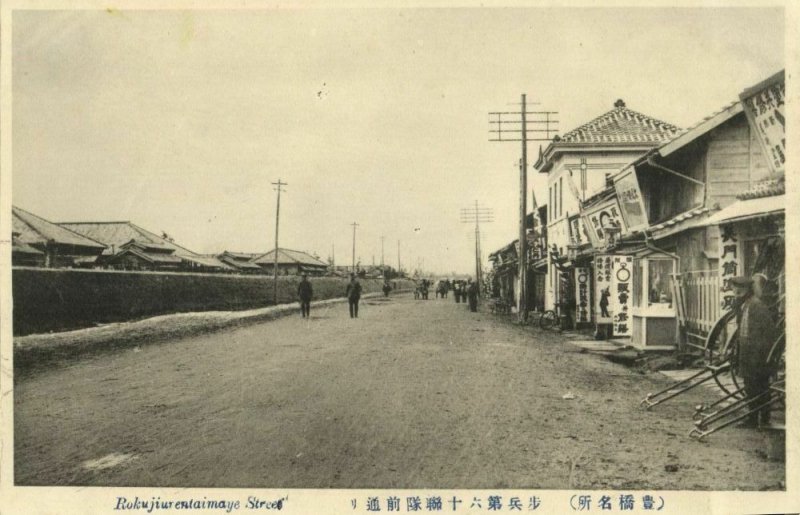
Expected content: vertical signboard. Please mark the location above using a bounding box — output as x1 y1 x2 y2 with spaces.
740 70 785 175
719 224 741 311
575 267 590 324
594 254 632 337
594 254 613 323
614 170 649 232
612 255 633 336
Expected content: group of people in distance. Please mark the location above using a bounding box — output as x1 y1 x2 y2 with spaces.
296 273 484 321
414 278 480 312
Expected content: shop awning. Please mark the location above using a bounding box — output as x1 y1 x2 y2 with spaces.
703 195 784 226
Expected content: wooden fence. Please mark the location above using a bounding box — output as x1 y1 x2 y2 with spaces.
672 269 721 351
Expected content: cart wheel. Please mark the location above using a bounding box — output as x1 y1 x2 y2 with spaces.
539 310 557 330
705 310 747 398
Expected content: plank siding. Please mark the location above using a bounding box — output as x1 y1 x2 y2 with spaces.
706 116 753 209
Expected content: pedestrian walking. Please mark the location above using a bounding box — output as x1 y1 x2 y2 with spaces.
731 275 779 428
467 279 479 312
297 273 313 318
346 273 363 318
382 280 392 297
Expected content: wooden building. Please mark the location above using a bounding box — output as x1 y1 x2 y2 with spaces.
252 248 329 276
12 206 106 267
60 221 232 273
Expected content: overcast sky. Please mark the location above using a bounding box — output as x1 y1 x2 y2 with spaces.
12 7 784 274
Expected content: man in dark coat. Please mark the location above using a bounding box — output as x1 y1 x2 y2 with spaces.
346 273 362 318
467 279 479 312
731 275 778 427
297 273 313 318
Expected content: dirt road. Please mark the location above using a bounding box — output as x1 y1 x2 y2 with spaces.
14 294 784 489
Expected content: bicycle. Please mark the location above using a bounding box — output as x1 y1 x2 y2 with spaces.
524 309 563 330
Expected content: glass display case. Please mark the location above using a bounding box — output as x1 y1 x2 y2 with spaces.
631 253 677 349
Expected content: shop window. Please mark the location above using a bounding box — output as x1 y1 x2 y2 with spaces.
648 259 674 305
633 256 676 309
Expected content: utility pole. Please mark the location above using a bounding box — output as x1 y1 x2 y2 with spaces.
397 239 401 273
351 222 359 273
490 95 558 323
381 236 385 268
460 201 494 294
271 179 287 304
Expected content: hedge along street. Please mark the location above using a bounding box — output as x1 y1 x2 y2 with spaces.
13 287 412 373
12 266 414 335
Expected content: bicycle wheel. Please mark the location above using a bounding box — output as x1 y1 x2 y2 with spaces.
539 310 557 330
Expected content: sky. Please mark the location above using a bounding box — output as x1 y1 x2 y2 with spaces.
12 7 785 275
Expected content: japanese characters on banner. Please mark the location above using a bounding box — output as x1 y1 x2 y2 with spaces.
594 254 632 336
614 170 649 232
594 255 613 323
611 256 633 337
569 216 589 246
740 71 785 175
719 224 741 311
575 267 590 324
582 198 627 249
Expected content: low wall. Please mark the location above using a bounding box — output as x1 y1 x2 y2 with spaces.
12 267 413 336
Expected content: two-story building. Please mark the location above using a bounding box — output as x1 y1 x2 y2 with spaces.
534 100 681 330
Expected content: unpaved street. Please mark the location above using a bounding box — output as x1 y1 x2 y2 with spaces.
14 294 784 489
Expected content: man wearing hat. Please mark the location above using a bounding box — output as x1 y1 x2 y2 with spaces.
346 273 363 318
297 273 313 318
730 274 778 428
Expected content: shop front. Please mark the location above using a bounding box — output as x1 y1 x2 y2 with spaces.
631 249 678 349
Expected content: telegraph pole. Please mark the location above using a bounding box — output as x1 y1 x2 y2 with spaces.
490 95 558 323
351 222 359 273
271 179 287 304
460 201 494 294
381 236 385 268
397 239 401 273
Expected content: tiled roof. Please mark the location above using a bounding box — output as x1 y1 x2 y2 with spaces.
60 221 198 257
181 255 234 269
558 101 680 145
252 248 328 267
220 251 263 261
13 206 106 251
219 255 263 270
636 206 712 241
12 240 45 255
737 176 785 200
112 248 184 264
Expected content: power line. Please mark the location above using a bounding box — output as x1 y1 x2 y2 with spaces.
489 95 559 322
460 200 494 292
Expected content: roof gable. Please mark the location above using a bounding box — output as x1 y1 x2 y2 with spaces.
559 102 680 145
12 207 106 250
252 248 328 267
59 221 199 257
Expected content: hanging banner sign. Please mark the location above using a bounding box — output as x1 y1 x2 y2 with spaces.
719 223 741 312
594 254 613 323
569 215 589 246
614 169 649 232
611 255 633 337
575 267 591 324
582 197 627 249
740 70 785 176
